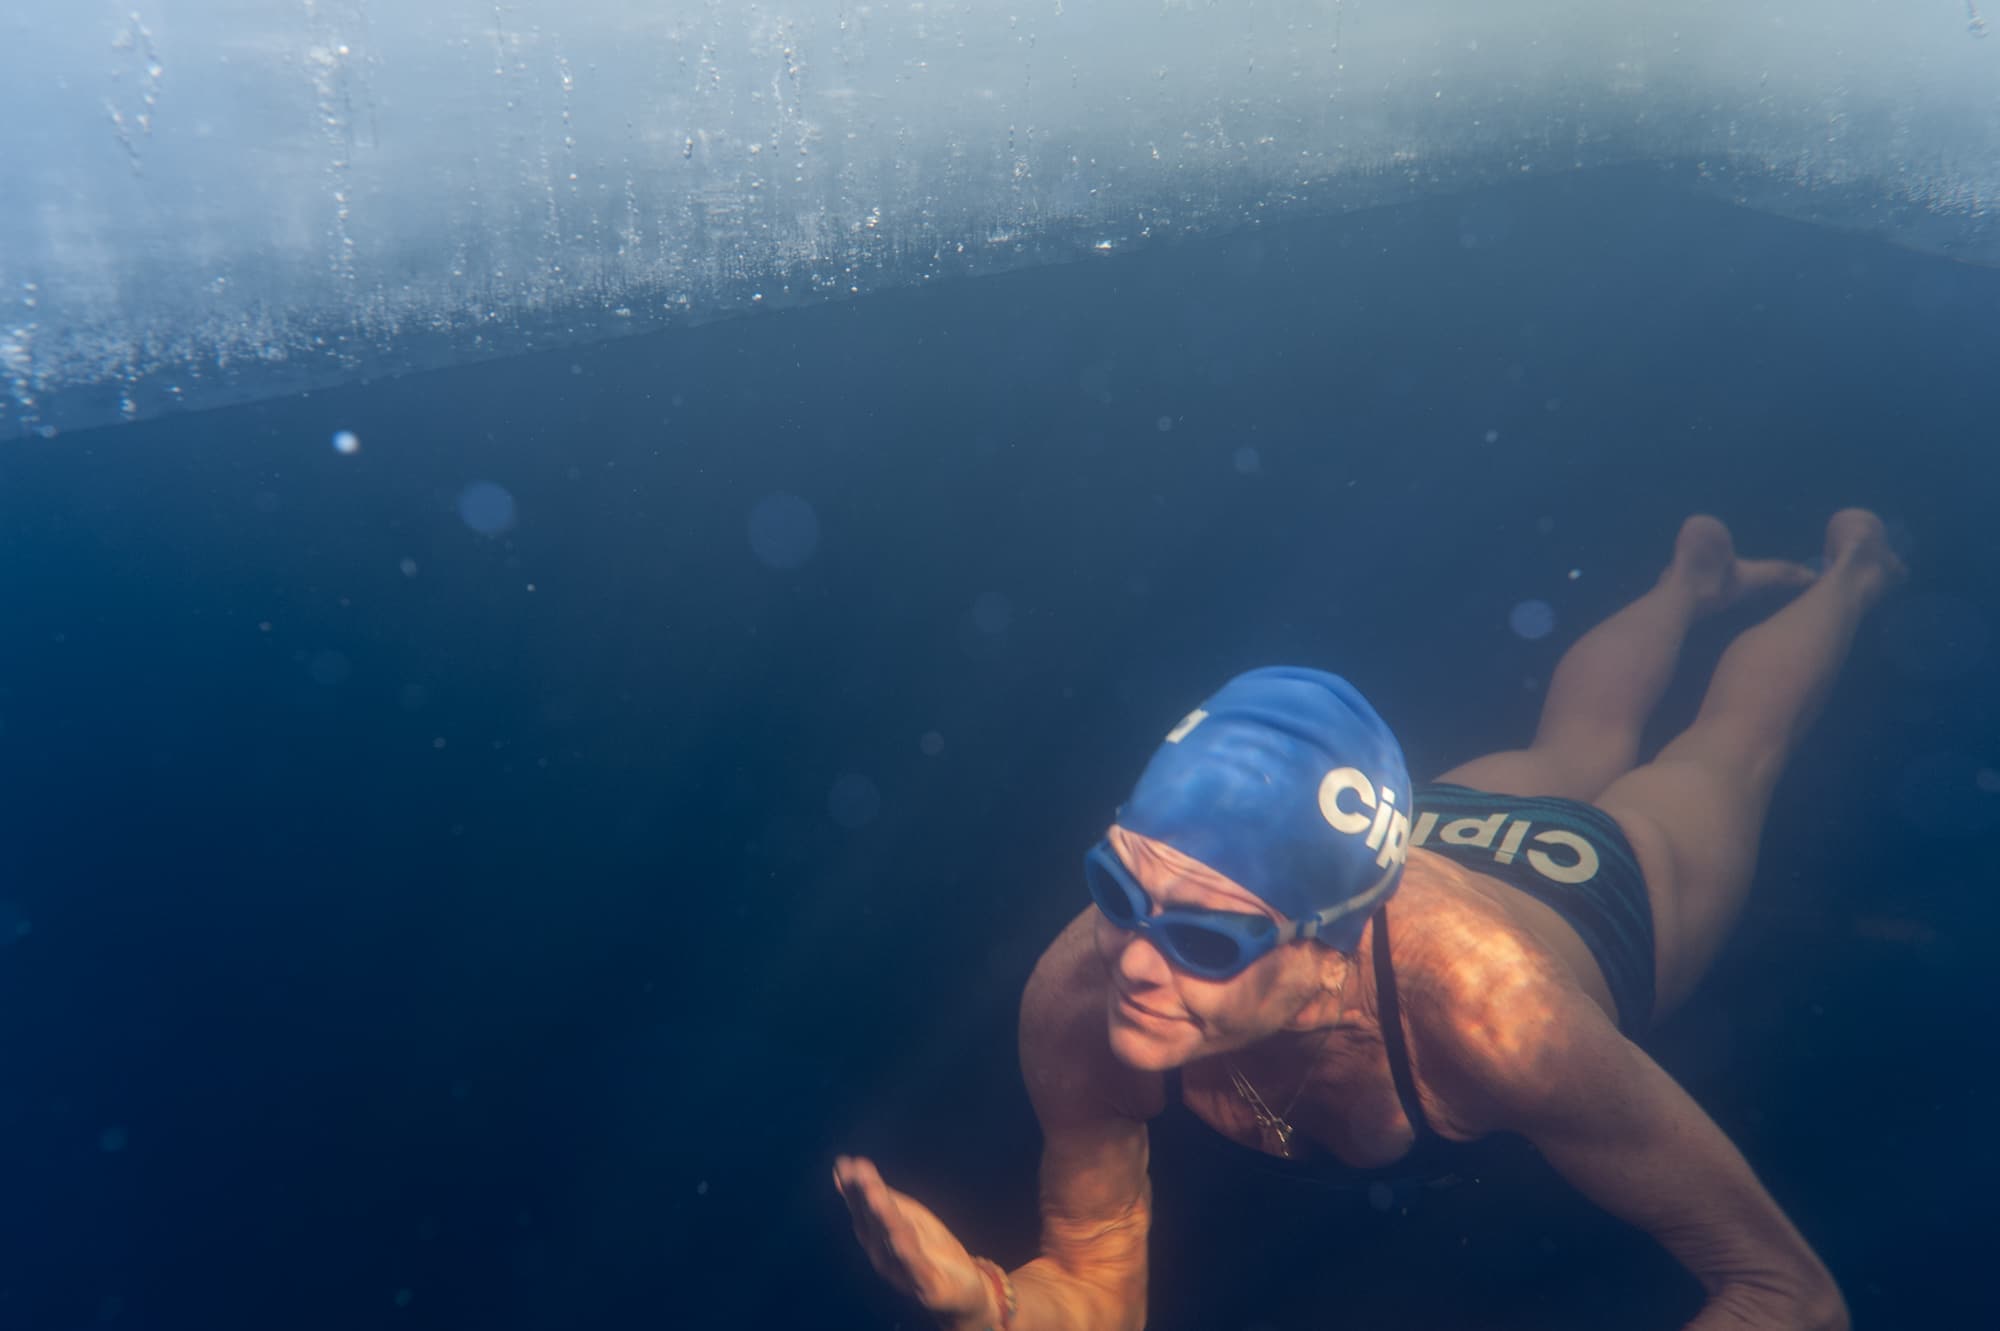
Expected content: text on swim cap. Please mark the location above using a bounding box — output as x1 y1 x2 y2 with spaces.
1316 767 1410 871
1163 708 1209 744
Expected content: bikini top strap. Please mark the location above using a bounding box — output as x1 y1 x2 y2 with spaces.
1371 904 1436 1143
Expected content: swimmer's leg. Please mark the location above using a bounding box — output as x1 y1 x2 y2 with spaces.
1434 516 1815 802
1594 510 1906 1019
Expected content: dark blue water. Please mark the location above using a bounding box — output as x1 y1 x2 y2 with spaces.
2 168 1994 1330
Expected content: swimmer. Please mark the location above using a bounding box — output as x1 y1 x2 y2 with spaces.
836 510 1904 1331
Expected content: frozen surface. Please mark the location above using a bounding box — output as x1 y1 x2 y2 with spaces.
1 1 1994 439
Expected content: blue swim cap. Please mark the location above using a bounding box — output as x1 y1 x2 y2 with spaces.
1117 667 1412 952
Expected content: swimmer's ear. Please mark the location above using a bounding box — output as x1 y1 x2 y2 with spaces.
1321 949 1359 1000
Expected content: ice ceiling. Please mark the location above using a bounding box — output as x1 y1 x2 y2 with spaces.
1 1 1993 439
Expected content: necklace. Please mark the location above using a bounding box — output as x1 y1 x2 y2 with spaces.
1224 1055 1316 1158
1222 974 1347 1159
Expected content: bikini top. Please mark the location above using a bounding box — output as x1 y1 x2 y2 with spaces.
1156 904 1505 1190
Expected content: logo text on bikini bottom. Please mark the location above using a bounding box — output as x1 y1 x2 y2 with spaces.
1409 810 1600 884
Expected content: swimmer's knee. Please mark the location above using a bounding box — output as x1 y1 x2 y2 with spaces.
1650 726 1786 801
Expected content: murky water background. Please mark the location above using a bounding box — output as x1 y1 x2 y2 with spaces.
1 172 1995 1329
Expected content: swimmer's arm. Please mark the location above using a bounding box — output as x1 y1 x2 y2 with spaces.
996 914 1152 1331
1444 990 1848 1331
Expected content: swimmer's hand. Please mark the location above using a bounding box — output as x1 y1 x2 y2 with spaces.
833 1154 993 1328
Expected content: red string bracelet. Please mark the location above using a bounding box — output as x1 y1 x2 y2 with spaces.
973 1257 1017 1331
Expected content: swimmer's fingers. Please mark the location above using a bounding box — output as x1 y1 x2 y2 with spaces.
833 1156 908 1277
832 1155 986 1317
833 1157 939 1294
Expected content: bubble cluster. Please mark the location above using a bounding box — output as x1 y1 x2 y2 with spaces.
9 5 2000 445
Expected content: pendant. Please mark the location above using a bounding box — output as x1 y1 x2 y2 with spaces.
1263 1121 1294 1158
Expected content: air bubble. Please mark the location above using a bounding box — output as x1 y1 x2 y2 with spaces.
457 481 517 536
1509 600 1556 640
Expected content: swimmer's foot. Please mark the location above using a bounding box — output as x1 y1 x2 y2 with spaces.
1663 514 1818 618
1823 508 1909 607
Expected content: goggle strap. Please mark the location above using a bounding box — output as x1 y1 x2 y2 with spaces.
1303 860 1400 934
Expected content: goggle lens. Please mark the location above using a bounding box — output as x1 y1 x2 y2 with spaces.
1161 920 1246 974
1085 850 1144 926
1084 843 1268 979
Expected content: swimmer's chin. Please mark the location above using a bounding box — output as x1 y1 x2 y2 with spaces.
1106 1020 1196 1072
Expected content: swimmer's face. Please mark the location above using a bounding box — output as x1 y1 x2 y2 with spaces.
1094 826 1334 1071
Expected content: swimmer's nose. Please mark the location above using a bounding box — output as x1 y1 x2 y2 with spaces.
1094 908 1157 972
1110 928 1174 986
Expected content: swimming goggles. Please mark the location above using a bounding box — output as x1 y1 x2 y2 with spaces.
1084 837 1294 980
